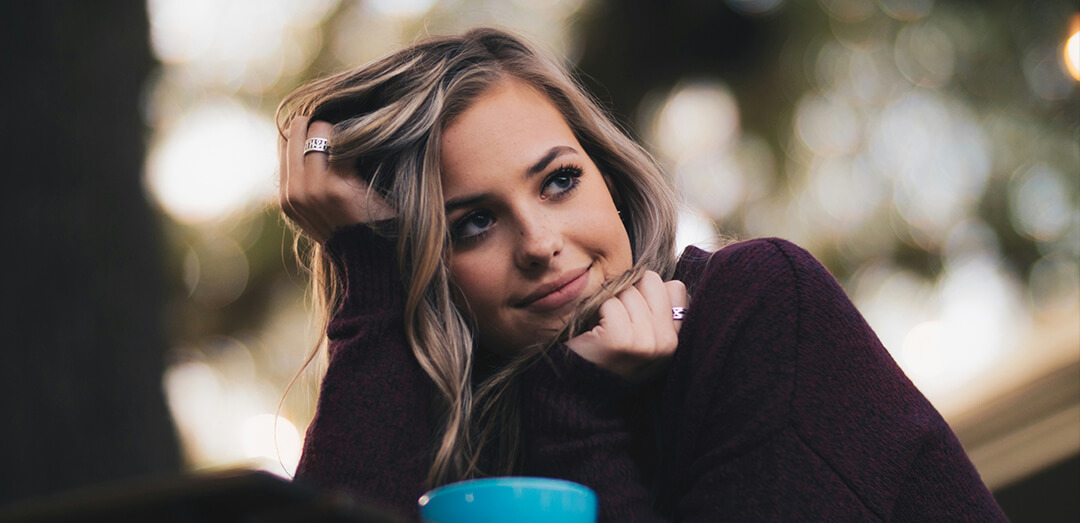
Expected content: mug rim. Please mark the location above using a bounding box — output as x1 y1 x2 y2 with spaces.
418 476 595 507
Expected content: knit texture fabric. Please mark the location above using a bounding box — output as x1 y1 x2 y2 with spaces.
294 225 1006 522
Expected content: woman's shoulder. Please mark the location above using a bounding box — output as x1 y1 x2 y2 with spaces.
674 237 829 299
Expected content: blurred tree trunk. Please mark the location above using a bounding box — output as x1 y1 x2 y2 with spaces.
574 0 783 137
0 0 180 504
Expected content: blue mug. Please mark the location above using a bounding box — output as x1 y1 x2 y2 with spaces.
418 476 598 523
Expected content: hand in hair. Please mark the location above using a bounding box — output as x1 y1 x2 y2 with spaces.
566 271 688 382
279 116 395 242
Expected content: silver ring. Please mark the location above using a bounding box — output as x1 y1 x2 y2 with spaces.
672 307 687 320
303 137 330 155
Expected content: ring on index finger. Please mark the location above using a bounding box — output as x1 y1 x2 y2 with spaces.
304 137 330 155
672 307 687 320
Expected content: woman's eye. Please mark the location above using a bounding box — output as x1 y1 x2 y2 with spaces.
550 175 574 190
453 211 495 242
541 165 583 200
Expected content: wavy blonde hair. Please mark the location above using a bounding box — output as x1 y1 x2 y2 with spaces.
277 27 679 487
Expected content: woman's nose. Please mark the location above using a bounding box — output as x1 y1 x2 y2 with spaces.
514 216 563 269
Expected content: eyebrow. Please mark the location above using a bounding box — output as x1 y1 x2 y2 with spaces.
444 145 580 214
526 145 578 177
444 194 487 215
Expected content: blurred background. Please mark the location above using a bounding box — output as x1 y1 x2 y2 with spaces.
3 0 1077 520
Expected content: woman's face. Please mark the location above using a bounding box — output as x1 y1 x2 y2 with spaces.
440 79 633 354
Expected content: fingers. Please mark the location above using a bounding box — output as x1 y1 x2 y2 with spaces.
286 116 311 213
280 117 350 241
282 115 337 241
634 271 674 341
565 272 687 381
598 272 681 353
299 120 337 237
282 116 314 233
304 120 334 175
615 284 651 340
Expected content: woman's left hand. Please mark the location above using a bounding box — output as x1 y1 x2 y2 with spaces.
279 117 395 243
565 271 688 382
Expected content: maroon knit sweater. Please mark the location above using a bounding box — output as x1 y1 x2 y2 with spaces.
294 225 1006 522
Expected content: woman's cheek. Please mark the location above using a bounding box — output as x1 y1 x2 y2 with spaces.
449 253 498 314
580 203 632 272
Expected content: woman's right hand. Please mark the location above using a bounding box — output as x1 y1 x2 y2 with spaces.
279 115 395 242
565 271 688 382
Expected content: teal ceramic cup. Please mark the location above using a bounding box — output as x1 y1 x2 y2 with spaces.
418 476 598 523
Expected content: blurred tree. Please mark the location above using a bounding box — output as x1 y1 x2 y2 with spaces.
0 0 180 504
575 0 786 139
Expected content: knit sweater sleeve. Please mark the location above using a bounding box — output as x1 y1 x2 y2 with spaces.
292 224 432 520
661 238 1006 521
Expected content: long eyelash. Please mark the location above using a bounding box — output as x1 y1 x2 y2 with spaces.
551 164 584 178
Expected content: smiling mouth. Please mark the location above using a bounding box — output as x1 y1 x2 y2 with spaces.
517 265 592 313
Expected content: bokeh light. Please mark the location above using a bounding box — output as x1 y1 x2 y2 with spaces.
1065 24 1080 81
870 90 991 239
146 99 277 223
163 337 304 475
794 94 860 156
806 154 887 232
818 0 876 23
328 2 410 66
163 359 224 465
241 414 302 477
676 208 721 253
1009 163 1075 243
654 81 740 160
149 0 335 91
1029 254 1080 313
184 236 251 308
853 265 934 360
1023 43 1076 101
369 0 437 18
877 0 934 22
894 20 955 88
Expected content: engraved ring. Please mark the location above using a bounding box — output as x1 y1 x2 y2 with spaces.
304 137 330 155
672 307 687 320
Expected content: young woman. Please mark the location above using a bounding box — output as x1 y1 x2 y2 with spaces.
277 27 1005 521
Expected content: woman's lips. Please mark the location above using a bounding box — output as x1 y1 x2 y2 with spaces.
519 266 591 313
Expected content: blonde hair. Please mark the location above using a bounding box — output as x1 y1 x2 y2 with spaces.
277 27 679 487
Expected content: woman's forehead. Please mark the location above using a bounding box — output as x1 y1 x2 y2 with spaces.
439 79 582 191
